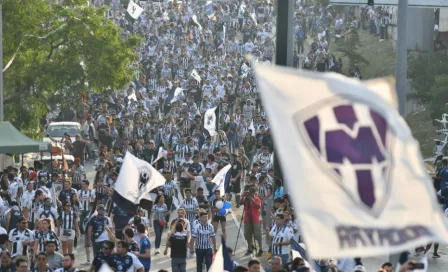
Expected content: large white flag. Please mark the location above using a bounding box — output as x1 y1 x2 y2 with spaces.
127 0 144 20
254 63 448 258
113 152 165 212
204 107 218 136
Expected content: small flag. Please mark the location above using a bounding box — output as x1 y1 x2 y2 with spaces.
251 12 258 25
254 62 448 258
171 87 184 104
113 152 166 213
290 239 321 272
223 25 226 41
209 237 233 272
192 15 203 31
204 106 219 137
249 119 256 137
191 69 202 83
202 164 231 201
127 0 144 20
205 1 214 19
127 92 137 105
158 107 163 121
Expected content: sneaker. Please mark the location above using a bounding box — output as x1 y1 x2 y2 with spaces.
81 261 91 265
155 248 160 255
72 249 78 254
379 39 384 42
256 250 263 257
244 249 253 256
433 253 441 258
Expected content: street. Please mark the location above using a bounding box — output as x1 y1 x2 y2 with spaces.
72 161 448 271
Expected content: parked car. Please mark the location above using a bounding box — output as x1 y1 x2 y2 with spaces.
44 122 83 143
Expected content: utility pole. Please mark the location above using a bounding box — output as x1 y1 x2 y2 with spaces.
273 0 294 184
390 0 408 266
0 2 3 122
396 0 408 116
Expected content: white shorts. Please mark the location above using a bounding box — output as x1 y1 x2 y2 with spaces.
60 229 75 241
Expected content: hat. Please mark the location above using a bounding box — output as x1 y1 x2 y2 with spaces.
75 157 81 163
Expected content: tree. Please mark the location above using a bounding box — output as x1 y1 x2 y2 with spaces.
3 0 140 137
335 28 369 71
408 52 448 121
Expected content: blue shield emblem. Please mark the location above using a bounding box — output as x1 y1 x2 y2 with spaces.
294 98 394 217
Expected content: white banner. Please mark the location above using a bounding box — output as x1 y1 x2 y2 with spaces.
204 107 218 136
127 0 144 20
254 63 448 258
115 152 165 204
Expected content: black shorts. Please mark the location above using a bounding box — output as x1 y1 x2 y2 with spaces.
213 215 226 222
231 180 241 194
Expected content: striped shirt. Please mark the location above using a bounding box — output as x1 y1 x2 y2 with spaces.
148 78 158 90
9 228 34 257
151 204 168 221
27 201 41 225
192 222 215 249
270 224 294 255
38 208 59 223
163 180 177 197
34 231 60 253
60 210 77 230
78 189 95 212
181 198 198 223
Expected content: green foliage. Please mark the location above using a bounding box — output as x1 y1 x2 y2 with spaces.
3 0 140 136
334 29 369 69
408 52 448 122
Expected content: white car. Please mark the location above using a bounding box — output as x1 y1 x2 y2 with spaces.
44 122 82 143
